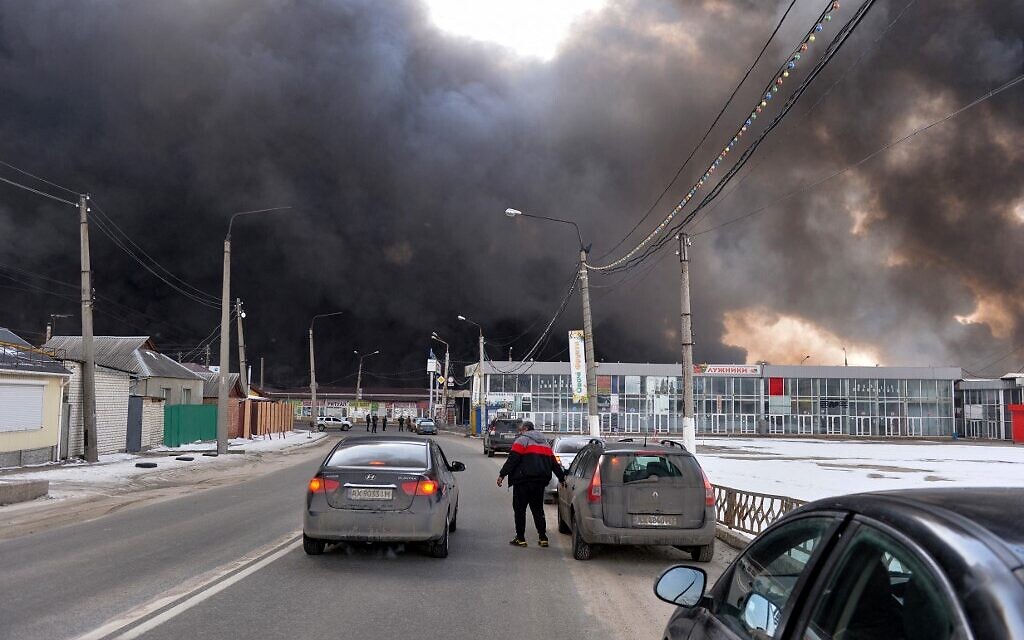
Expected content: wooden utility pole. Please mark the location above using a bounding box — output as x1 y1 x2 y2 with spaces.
236 298 249 396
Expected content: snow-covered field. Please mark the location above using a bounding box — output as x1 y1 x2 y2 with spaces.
1 431 326 487
695 437 1024 502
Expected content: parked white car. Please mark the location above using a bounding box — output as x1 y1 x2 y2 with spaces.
316 416 352 432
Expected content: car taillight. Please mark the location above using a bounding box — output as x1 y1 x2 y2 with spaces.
489 430 496 436
401 477 438 496
308 476 340 493
587 456 604 503
701 468 715 506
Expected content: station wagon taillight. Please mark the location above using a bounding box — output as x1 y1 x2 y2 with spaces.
308 476 340 494
701 469 714 506
401 478 438 496
587 456 605 503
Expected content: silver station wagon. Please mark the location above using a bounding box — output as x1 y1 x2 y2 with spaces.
303 436 465 558
556 438 716 561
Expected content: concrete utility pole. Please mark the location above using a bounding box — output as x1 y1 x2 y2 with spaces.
260 356 265 389
354 349 379 404
217 206 292 454
236 298 249 396
204 344 211 368
457 315 485 434
678 233 696 454
431 333 450 424
308 325 317 427
79 194 98 463
503 208 598 436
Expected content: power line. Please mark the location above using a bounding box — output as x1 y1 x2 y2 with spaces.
0 159 79 196
0 174 77 207
595 0 800 261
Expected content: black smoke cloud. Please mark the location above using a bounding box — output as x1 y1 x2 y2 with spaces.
0 0 1021 387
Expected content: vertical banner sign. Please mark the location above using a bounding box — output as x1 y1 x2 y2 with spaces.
568 330 588 404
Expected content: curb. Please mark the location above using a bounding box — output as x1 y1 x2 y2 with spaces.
0 479 49 506
715 523 752 550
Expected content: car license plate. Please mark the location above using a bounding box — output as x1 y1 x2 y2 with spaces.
502 433 515 439
349 488 393 501
632 514 679 527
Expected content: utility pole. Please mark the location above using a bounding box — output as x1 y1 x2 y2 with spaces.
260 356 265 389
45 321 52 343
205 344 211 368
216 235 232 454
309 325 317 429
79 194 98 463
442 347 450 424
354 349 380 404
678 233 696 454
236 298 249 396
579 248 600 437
478 332 485 431
428 367 435 419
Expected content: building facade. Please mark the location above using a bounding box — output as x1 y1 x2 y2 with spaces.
956 375 1024 440
467 361 965 439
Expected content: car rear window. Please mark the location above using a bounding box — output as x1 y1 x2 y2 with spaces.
607 453 697 484
554 440 587 454
492 420 521 432
326 443 428 469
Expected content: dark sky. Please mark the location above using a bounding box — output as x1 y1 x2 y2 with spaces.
1 0 1022 387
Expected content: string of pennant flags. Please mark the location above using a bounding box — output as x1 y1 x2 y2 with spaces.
587 0 842 271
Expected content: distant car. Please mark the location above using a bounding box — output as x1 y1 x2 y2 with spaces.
545 436 600 502
556 438 715 562
654 487 1024 640
316 416 352 431
415 418 437 435
483 418 523 457
303 435 465 558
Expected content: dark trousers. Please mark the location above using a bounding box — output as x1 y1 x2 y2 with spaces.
512 480 547 539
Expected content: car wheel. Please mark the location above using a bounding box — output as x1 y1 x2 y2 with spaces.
428 514 450 558
317 424 325 432
449 506 458 532
691 540 715 563
303 534 326 556
557 508 571 535
487 448 495 458
571 513 592 561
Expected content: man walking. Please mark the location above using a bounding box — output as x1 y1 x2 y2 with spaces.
371 414 378 433
365 413 371 432
382 414 388 432
398 415 405 432
497 421 565 548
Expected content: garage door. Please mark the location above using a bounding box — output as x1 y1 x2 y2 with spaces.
0 383 45 432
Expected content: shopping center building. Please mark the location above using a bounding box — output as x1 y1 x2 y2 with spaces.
464 361 996 439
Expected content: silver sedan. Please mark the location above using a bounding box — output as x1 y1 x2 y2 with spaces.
303 436 465 558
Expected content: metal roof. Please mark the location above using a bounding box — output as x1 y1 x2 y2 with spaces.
43 336 201 380
465 361 964 380
0 328 70 376
195 371 242 398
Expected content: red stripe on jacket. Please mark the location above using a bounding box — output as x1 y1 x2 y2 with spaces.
510 442 555 457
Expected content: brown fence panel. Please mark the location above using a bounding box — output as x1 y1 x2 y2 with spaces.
714 485 807 537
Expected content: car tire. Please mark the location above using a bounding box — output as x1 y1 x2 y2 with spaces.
449 506 458 532
691 541 714 563
303 534 326 556
571 513 592 561
317 424 325 432
557 508 572 535
487 448 495 458
428 515 450 558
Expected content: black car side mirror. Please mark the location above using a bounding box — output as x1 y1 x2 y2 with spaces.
654 565 707 608
449 461 466 472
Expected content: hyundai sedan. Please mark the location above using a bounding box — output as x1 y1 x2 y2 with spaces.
303 436 465 558
654 487 1024 639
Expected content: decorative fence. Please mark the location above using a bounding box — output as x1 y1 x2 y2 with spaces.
714 485 806 537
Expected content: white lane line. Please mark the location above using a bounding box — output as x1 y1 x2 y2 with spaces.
74 531 300 640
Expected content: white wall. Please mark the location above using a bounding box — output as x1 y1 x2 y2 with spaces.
64 362 131 457
141 397 164 449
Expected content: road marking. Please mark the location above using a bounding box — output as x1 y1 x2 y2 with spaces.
74 531 301 640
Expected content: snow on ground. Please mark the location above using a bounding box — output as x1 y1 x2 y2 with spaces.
695 437 1024 502
1 432 326 487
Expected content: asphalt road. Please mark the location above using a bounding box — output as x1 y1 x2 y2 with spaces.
0 433 737 640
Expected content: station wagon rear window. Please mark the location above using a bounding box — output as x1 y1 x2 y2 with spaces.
607 454 697 484
553 440 588 454
492 420 521 432
326 443 428 469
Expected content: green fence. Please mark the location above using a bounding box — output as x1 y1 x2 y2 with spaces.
164 404 217 448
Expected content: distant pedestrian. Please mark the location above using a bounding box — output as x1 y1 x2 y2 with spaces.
372 414 378 433
365 414 371 432
398 416 406 432
497 421 565 548
382 415 388 432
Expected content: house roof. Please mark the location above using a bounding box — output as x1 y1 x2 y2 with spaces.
0 328 71 376
44 336 202 380
196 371 243 398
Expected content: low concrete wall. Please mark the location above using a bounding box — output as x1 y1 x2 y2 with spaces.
0 446 55 469
0 479 49 505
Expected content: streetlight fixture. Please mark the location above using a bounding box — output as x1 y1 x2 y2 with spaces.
458 314 487 434
217 206 293 454
309 312 345 435
801 355 811 365
504 207 599 437
354 348 380 403
431 332 450 423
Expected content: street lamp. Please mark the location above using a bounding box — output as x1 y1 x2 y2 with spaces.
354 348 380 403
309 312 345 435
801 355 811 365
431 332 450 423
217 206 293 454
504 207 599 436
458 315 486 434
